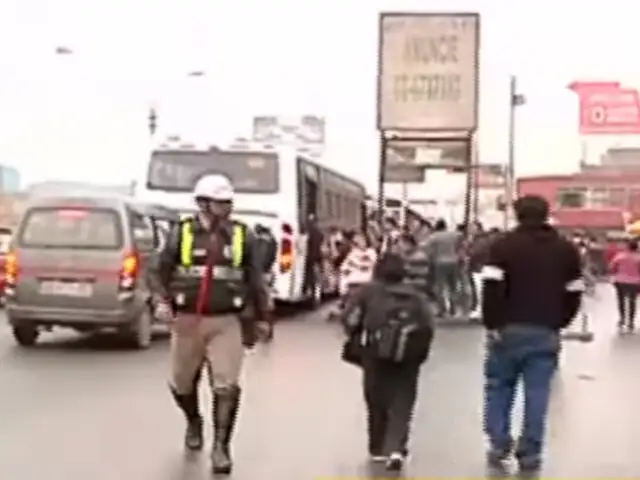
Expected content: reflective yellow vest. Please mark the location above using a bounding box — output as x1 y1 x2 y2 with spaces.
180 220 245 268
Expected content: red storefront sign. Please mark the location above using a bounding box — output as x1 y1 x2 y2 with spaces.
568 81 640 135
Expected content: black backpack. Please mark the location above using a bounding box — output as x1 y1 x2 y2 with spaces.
365 285 434 364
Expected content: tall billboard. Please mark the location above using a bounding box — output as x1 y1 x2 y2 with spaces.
568 81 640 135
251 115 325 145
377 12 480 131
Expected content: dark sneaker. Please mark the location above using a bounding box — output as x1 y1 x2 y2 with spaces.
385 452 404 471
486 447 511 467
517 454 541 473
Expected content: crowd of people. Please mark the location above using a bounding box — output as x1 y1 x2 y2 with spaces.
324 212 505 323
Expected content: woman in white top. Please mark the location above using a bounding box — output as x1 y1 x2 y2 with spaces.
327 231 378 322
339 232 378 295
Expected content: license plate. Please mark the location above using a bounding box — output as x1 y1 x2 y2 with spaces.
39 281 93 297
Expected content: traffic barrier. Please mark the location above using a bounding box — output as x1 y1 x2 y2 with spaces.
561 310 595 342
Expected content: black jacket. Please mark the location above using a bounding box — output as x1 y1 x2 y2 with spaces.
147 215 267 344
481 224 583 331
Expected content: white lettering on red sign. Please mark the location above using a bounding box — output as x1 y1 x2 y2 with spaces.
569 82 640 134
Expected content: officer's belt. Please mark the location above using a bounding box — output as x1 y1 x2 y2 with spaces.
177 265 244 280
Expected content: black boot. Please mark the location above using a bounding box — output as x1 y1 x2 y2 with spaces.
170 388 203 451
211 386 241 475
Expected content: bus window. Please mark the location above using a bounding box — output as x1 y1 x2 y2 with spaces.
326 192 334 218
147 149 279 193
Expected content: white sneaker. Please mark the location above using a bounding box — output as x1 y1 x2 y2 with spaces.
369 454 386 462
386 452 404 471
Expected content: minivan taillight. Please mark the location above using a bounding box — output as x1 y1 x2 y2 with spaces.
4 251 18 285
279 224 294 273
119 251 139 290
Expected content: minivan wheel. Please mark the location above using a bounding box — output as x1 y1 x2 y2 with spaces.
126 309 152 349
12 325 40 347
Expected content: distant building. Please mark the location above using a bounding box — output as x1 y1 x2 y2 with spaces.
581 147 640 174
0 192 28 229
517 171 640 233
0 165 21 193
601 147 640 169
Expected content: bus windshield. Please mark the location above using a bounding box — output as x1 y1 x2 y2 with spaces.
146 149 279 193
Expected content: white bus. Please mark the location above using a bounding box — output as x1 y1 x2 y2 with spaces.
135 144 366 305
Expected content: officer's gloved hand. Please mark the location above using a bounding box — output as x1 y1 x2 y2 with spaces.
154 300 174 324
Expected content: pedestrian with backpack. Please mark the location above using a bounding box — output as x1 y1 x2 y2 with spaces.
338 253 435 471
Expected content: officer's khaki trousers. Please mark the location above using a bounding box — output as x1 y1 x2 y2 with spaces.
170 314 244 394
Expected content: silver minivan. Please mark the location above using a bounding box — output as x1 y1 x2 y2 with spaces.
5 195 178 349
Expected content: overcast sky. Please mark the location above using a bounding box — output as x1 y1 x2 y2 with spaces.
0 0 639 193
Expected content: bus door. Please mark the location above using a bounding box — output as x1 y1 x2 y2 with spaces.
296 163 320 299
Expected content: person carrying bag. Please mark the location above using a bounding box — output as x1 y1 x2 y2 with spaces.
338 253 434 472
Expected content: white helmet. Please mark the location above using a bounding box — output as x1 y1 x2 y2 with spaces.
193 174 234 201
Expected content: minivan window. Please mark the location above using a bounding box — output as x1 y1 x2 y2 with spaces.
130 212 155 252
19 208 123 250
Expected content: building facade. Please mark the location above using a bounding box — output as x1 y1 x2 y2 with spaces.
0 165 21 193
517 172 640 231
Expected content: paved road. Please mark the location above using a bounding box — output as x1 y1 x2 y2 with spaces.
0 289 639 479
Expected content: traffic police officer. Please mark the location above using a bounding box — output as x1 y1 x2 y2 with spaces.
148 174 267 475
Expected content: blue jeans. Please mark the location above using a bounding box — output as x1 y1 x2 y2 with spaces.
484 324 560 459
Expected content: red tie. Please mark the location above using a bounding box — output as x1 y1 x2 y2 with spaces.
195 234 217 316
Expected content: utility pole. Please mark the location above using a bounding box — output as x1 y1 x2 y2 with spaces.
504 75 526 229
400 181 409 228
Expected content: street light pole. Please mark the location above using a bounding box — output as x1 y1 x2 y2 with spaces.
148 71 207 138
52 45 207 142
504 75 525 229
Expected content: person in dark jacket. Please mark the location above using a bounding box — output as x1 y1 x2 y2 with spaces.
253 223 278 340
340 253 434 471
147 174 268 475
481 195 583 473
303 214 324 304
